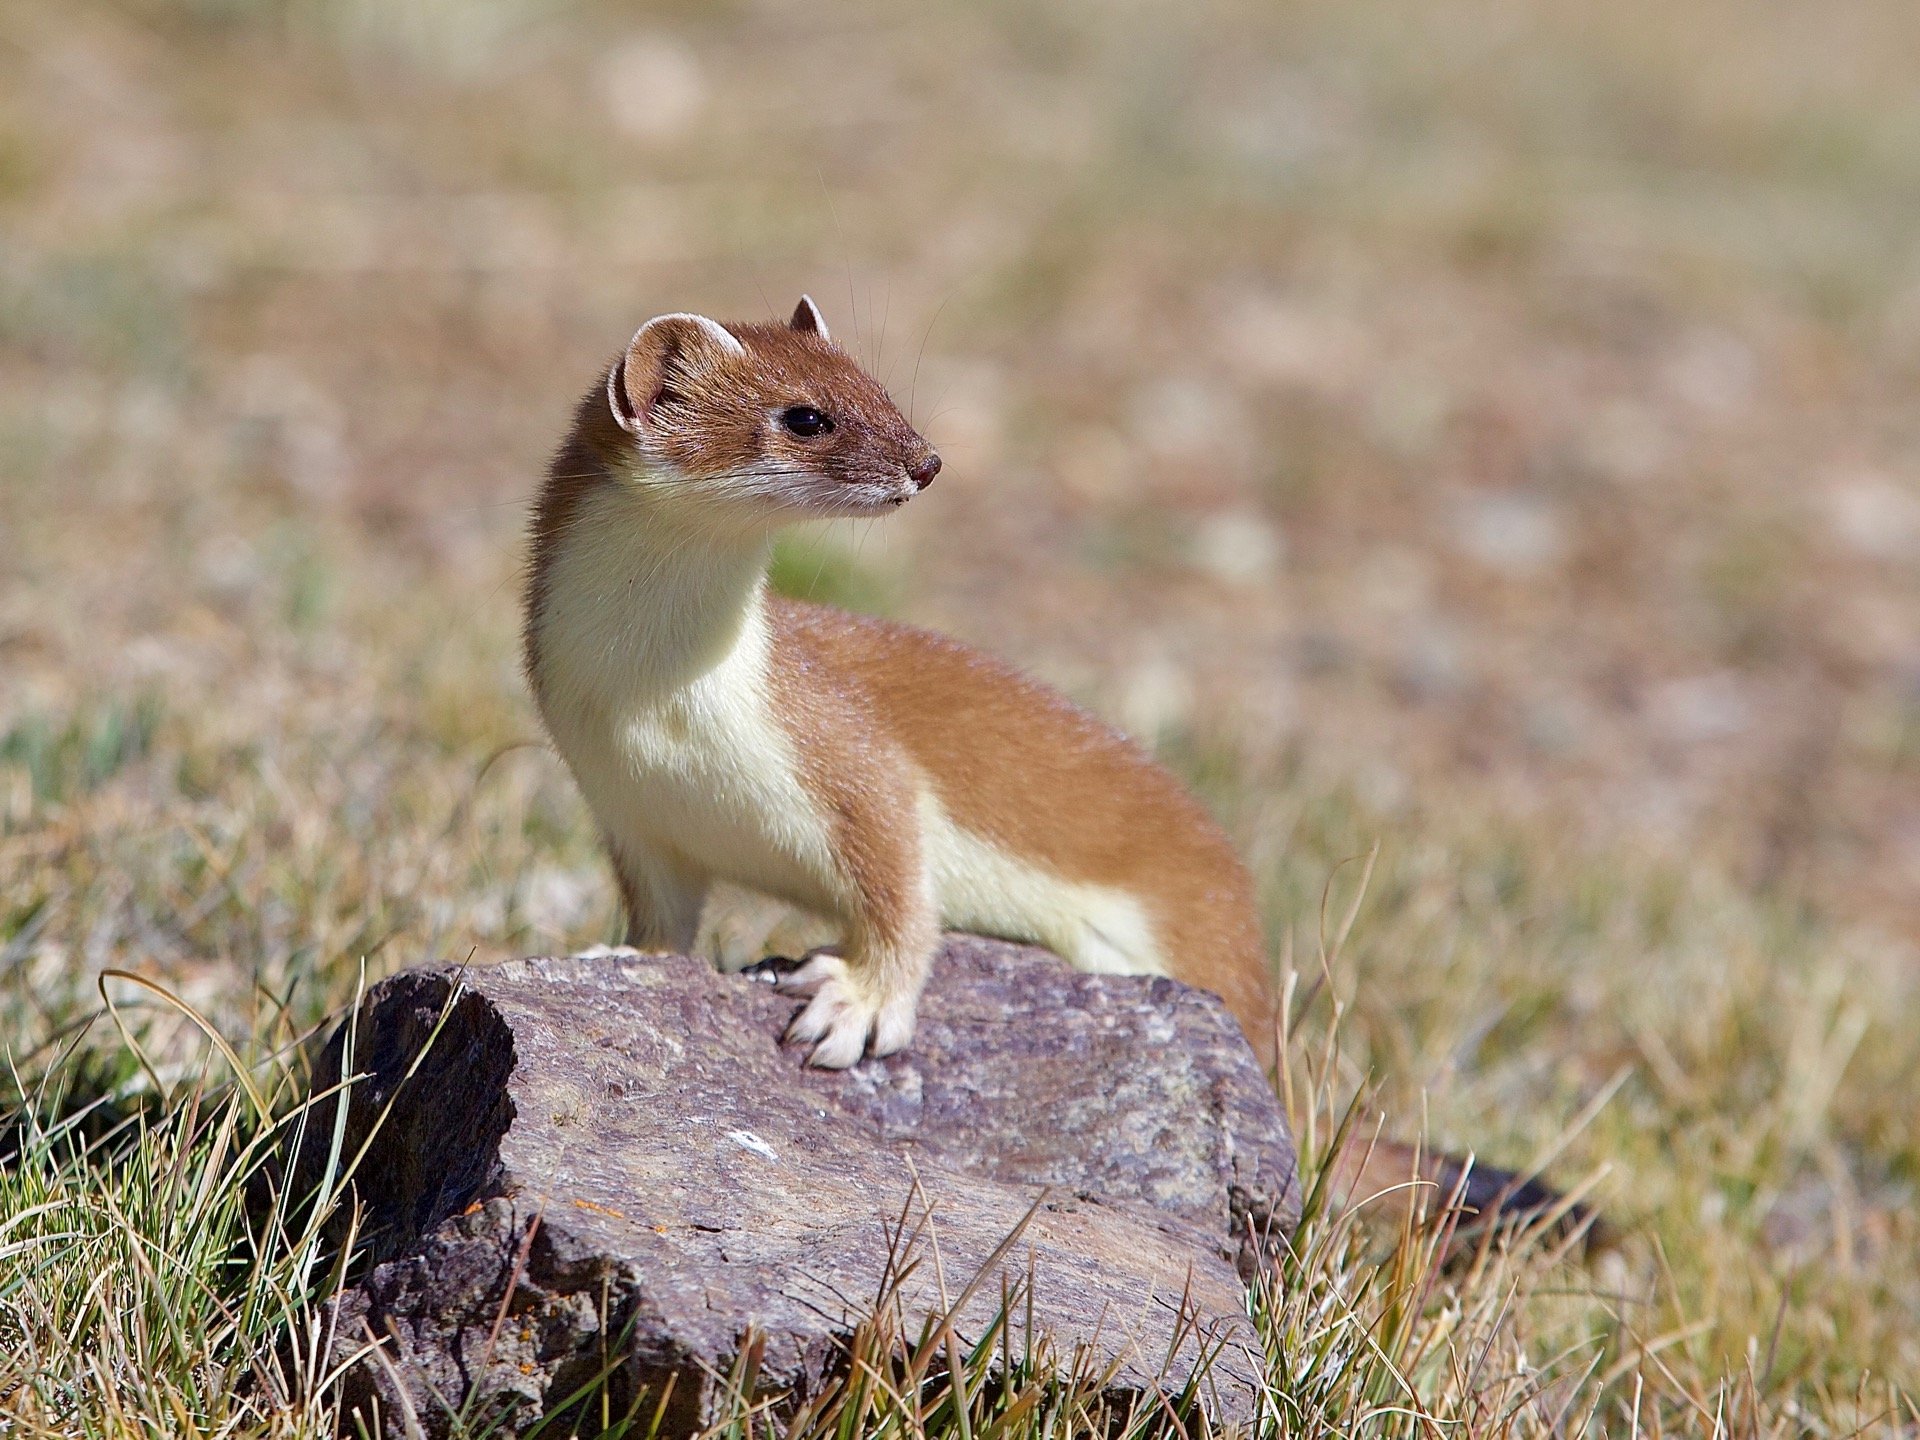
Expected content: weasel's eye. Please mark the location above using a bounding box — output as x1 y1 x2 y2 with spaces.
780 405 833 438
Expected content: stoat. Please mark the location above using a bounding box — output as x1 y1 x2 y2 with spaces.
523 297 1269 1068
521 297 1599 1245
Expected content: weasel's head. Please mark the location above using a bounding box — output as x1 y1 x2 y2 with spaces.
601 296 940 524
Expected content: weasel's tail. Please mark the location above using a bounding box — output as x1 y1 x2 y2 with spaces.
1324 1139 1608 1253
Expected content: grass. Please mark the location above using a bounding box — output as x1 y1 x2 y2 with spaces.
5 0 1920 1430
2 730 1914 1435
0 993 360 1435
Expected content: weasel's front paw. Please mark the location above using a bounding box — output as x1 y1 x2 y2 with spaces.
779 954 917 1068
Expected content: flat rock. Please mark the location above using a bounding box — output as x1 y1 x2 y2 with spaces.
306 937 1299 1435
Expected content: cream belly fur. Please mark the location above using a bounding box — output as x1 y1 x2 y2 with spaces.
563 675 846 930
919 792 1167 977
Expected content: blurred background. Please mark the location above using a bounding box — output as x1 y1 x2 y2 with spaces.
2 0 1917 1404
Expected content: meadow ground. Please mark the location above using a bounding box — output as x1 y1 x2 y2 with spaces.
1 0 1917 1433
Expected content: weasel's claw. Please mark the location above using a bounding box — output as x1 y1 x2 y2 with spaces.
781 963 918 1068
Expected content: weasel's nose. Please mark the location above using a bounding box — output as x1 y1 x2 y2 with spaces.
910 453 942 490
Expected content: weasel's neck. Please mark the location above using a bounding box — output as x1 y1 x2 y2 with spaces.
531 477 772 716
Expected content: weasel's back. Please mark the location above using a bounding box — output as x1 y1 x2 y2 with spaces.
767 595 1273 1058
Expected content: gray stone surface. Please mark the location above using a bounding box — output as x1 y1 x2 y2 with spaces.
306 937 1299 1435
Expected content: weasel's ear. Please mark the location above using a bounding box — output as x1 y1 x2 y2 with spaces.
789 294 830 341
609 312 746 434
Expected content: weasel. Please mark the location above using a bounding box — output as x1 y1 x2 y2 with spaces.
522 297 1598 1244
523 297 1269 1069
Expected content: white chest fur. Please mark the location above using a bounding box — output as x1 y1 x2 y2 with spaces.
531 487 843 915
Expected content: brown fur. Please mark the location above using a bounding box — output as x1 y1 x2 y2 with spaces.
762 624 938 998
522 382 624 706
767 597 1275 1063
621 317 933 495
